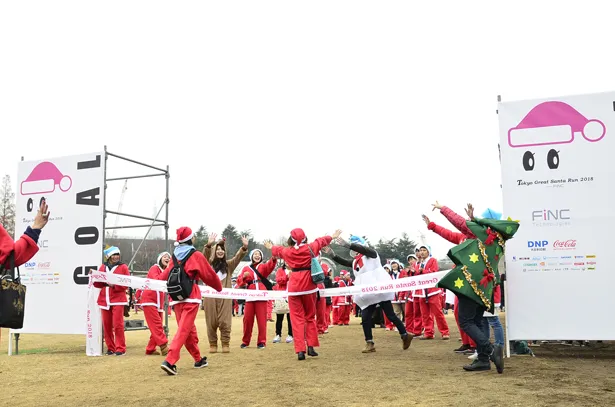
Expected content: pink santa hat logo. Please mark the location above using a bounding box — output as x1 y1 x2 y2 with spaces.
21 161 72 196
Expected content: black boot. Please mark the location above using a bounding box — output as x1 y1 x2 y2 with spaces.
462 358 491 372
297 352 306 361
307 346 318 357
489 345 504 374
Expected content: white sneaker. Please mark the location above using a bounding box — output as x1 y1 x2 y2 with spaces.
285 335 293 343
468 351 478 360
273 335 281 343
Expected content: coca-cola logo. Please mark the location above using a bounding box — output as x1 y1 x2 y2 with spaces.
553 240 576 250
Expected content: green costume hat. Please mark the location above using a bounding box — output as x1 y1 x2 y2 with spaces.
437 212 520 313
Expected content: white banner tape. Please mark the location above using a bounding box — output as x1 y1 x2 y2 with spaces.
89 270 450 301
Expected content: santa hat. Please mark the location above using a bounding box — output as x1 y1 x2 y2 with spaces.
321 262 331 275
390 259 400 266
174 226 194 246
104 246 120 258
407 254 417 261
290 228 307 248
419 245 432 257
383 264 391 270
157 251 170 265
249 249 263 262
340 269 349 276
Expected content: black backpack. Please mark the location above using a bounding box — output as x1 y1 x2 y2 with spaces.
167 250 197 302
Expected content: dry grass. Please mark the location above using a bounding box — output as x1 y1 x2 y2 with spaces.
2 311 615 407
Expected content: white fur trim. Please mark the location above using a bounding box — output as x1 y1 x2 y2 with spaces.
178 232 194 243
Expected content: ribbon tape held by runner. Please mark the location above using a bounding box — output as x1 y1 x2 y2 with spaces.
89 270 449 301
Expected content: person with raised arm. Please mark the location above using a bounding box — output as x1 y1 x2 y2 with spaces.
237 247 278 349
203 233 248 354
0 199 49 269
435 203 515 373
323 235 413 353
263 228 341 361
423 210 474 352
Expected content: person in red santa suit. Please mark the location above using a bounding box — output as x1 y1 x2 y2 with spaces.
316 262 331 334
323 266 333 328
413 244 450 340
267 300 274 322
264 228 342 361
237 248 278 349
402 255 417 333
136 251 171 356
94 246 130 355
381 264 395 330
334 270 351 325
331 275 341 325
423 210 476 353
159 227 223 375
0 199 49 269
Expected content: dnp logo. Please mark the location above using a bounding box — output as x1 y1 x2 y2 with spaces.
528 240 548 251
531 208 571 227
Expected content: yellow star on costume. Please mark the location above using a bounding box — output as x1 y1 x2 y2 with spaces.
469 253 479 263
454 278 464 288
506 216 520 223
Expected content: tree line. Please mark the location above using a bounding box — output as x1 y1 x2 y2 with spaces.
0 173 453 274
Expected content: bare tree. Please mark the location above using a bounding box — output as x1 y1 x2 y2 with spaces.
0 175 16 238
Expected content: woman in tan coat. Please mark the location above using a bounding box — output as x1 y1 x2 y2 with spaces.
203 233 249 353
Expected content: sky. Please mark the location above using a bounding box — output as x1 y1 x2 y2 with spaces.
1 1 613 261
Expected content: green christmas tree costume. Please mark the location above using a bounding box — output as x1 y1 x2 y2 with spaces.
437 217 520 314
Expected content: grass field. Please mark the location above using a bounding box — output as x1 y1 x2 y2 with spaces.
2 311 615 407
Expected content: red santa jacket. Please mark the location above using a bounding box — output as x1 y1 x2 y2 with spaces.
274 267 289 291
159 249 222 305
137 264 165 311
389 270 404 303
333 279 349 306
494 285 502 305
413 257 440 298
94 262 130 310
237 257 277 301
271 235 332 294
0 225 39 268
398 269 410 301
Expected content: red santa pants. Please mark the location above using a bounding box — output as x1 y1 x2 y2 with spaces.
143 307 167 353
454 296 476 347
166 302 201 365
288 293 319 353
412 297 424 335
242 301 268 346
325 304 332 327
418 295 450 338
338 305 351 325
384 314 395 330
404 300 415 333
267 300 273 320
332 306 340 325
102 305 126 353
316 296 327 334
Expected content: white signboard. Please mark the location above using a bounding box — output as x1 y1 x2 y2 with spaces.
13 152 105 335
498 91 613 340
